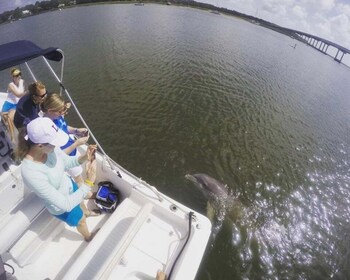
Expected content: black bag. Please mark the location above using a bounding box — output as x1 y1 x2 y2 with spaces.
95 181 120 213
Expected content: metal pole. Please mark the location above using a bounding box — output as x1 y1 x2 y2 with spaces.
41 54 119 173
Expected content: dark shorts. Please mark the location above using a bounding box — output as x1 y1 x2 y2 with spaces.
54 180 83 227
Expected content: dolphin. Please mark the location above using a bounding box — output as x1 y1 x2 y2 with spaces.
185 173 243 225
185 173 228 200
185 173 231 221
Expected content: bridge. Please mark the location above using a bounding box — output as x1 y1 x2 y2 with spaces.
285 28 350 63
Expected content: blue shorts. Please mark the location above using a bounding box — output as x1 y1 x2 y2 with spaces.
1 101 16 113
54 180 83 227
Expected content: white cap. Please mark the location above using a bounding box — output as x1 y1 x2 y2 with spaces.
26 117 69 147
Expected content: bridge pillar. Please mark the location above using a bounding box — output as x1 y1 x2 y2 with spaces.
322 43 327 53
320 42 324 50
334 49 345 63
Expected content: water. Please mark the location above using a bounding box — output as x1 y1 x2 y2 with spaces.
1 4 350 279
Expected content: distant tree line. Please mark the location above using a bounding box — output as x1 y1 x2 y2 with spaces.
0 0 69 23
0 0 297 39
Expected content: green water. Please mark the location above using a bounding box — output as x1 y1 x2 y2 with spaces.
0 4 349 279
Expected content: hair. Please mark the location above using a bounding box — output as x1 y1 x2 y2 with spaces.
42 93 66 113
16 127 35 161
11 68 21 76
28 80 45 95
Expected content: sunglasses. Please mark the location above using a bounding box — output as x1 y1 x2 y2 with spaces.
33 91 47 99
58 106 69 114
39 143 54 147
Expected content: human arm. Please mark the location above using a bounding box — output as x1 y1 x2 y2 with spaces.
22 167 90 213
58 145 97 185
67 126 88 137
8 80 26 98
78 144 97 165
62 135 89 155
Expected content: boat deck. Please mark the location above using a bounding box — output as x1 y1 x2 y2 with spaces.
1 174 208 280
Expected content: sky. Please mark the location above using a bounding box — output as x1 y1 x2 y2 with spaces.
202 0 350 49
1 0 350 49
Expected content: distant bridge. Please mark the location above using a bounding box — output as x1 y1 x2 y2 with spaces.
286 29 350 63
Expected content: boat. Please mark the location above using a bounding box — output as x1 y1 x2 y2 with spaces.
0 40 211 280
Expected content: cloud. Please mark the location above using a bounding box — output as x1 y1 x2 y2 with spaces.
213 0 350 48
15 0 24 7
292 5 307 19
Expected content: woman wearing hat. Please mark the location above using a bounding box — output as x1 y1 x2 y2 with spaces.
16 117 99 242
1 68 27 142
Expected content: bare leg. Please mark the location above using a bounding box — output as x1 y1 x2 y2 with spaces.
80 202 89 216
1 112 15 143
76 215 91 241
7 110 16 143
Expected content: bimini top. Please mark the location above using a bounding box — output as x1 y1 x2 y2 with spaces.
0 40 63 71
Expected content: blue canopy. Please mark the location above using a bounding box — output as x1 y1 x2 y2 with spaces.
0 40 63 71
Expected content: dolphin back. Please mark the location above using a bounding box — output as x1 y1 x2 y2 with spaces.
192 174 228 196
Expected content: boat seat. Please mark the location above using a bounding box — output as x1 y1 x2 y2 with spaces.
9 209 65 268
63 198 154 280
0 193 45 255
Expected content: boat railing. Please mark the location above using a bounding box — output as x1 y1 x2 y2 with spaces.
24 52 193 218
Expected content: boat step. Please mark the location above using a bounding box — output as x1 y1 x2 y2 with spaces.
63 198 154 280
97 203 154 279
9 210 65 268
0 193 45 255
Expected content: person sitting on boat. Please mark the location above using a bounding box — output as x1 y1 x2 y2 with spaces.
42 93 89 185
1 68 27 142
16 117 99 242
13 80 47 129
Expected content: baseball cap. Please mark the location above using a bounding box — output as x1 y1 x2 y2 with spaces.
26 117 69 147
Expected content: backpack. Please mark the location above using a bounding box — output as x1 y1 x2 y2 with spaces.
95 181 120 213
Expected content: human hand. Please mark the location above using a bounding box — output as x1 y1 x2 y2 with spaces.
78 144 97 165
86 144 97 162
75 128 88 137
75 135 89 146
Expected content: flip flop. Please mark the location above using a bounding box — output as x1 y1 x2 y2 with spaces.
85 209 101 217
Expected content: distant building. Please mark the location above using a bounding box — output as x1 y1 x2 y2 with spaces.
58 4 65 8
22 10 31 16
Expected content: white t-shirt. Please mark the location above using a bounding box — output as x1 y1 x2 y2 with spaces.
6 79 24 104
